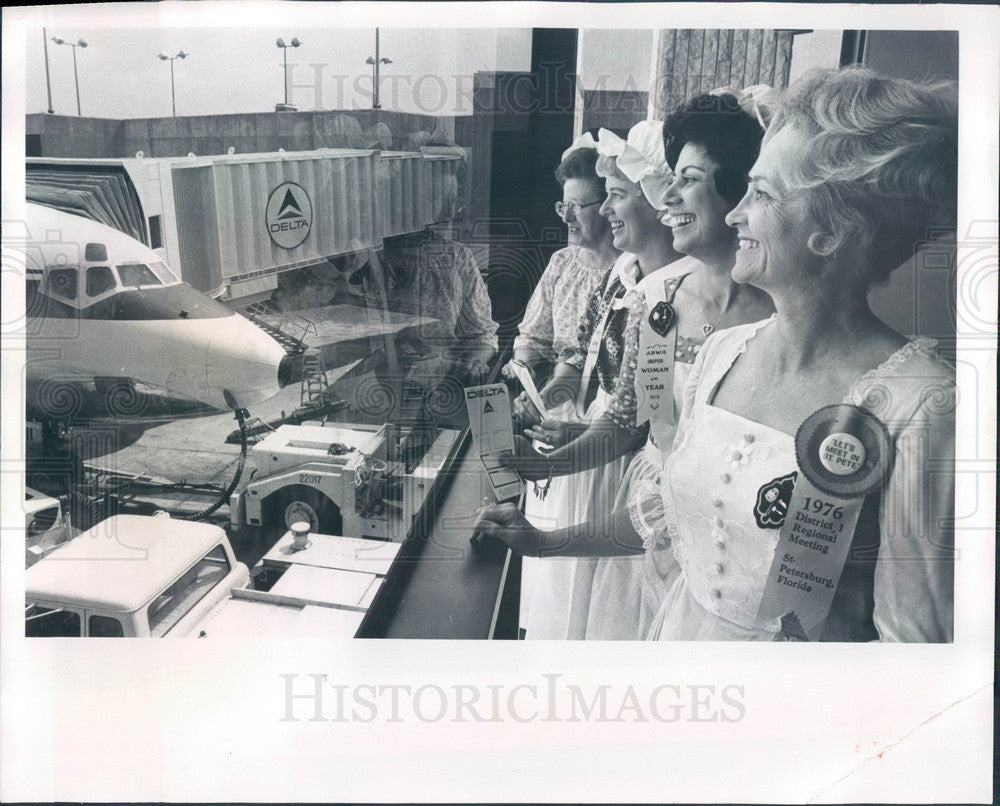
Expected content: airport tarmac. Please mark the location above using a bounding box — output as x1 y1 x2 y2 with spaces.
71 302 434 494
75 361 361 498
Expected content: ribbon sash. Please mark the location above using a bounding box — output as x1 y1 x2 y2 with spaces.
635 288 679 443
575 281 622 418
756 477 864 640
756 404 893 640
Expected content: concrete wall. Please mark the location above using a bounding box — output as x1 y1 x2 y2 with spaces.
26 114 124 158
27 109 470 159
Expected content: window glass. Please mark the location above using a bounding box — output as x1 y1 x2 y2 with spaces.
89 615 125 637
84 242 108 262
148 215 163 249
26 278 45 317
116 263 162 288
25 605 81 637
86 266 117 297
148 260 180 284
147 545 231 637
46 267 78 300
26 505 59 538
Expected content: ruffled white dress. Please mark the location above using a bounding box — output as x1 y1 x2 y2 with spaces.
630 319 956 642
522 255 699 639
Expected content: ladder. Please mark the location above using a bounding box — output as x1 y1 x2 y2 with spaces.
242 300 314 356
299 350 328 411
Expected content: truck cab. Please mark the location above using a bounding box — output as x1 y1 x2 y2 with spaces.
25 514 249 637
24 486 70 567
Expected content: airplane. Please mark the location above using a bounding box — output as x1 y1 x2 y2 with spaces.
21 202 294 424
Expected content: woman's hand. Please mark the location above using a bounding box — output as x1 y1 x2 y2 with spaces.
471 502 546 557
512 392 544 428
447 356 490 384
498 436 551 481
500 359 535 383
523 418 583 449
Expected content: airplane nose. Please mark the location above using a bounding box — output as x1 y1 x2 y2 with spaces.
205 315 289 410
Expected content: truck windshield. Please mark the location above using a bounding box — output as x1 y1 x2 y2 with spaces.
26 605 81 637
148 545 231 637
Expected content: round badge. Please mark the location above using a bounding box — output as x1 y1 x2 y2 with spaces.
818 432 866 475
795 404 892 498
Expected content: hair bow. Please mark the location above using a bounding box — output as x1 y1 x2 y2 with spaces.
708 84 778 130
561 131 598 161
597 120 674 210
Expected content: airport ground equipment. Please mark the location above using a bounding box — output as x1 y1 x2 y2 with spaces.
230 420 461 539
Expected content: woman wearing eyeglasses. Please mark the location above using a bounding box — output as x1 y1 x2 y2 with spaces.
501 137 621 638
501 138 620 387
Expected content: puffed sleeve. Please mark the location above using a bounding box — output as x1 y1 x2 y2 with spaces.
452 244 499 351
872 383 956 642
559 265 615 369
513 249 566 364
628 477 674 550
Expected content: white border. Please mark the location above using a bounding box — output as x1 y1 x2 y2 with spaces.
2 3 997 803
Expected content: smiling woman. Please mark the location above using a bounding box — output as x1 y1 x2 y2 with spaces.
503 138 620 385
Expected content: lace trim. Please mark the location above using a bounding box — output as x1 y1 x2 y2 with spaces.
627 497 657 551
701 316 776 406
844 337 939 406
628 478 672 551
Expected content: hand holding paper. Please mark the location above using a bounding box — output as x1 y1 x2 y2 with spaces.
507 360 548 420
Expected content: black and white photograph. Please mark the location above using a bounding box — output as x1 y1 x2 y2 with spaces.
1 2 997 802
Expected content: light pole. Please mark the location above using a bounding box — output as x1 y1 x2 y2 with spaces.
275 37 301 110
365 28 392 110
43 28 54 113
157 51 187 117
51 36 87 116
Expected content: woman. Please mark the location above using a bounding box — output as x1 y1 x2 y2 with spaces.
479 67 956 642
501 136 620 635
508 119 686 639
501 135 620 387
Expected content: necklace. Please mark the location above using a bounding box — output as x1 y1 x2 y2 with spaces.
691 270 740 338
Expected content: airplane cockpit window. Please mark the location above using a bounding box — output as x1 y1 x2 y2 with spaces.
46 267 78 301
84 242 108 262
148 261 180 285
86 266 116 297
116 262 163 288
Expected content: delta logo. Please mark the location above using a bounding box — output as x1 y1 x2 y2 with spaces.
265 182 312 249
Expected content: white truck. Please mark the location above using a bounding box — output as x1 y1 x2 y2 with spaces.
25 513 398 638
24 486 71 567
